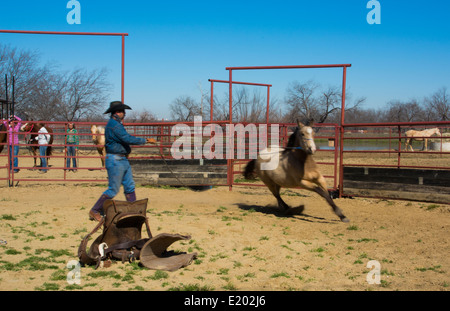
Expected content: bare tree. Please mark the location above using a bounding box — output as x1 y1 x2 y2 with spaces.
0 44 53 118
169 95 202 121
54 68 111 121
383 99 425 122
0 44 111 121
205 87 279 123
284 80 318 123
284 80 365 124
23 71 63 120
127 108 157 122
425 87 449 121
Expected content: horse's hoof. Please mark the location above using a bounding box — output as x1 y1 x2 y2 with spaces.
341 217 350 223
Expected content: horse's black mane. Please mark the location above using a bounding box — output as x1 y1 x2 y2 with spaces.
283 127 299 154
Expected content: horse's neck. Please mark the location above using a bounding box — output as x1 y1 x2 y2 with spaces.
292 149 309 161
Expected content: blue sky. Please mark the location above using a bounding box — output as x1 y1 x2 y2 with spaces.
0 1 449 120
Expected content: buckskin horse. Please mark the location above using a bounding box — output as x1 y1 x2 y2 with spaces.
244 121 349 223
404 127 441 152
20 122 54 167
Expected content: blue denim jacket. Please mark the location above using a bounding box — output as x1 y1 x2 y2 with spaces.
105 115 146 155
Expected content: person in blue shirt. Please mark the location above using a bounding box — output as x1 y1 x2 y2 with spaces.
89 101 154 221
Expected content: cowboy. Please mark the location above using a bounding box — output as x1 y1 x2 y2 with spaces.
89 101 154 221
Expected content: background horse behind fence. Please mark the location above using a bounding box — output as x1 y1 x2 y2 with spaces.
91 125 106 168
244 121 349 223
20 122 53 167
405 128 441 151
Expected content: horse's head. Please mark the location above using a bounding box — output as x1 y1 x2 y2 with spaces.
434 128 441 136
287 121 317 155
91 124 97 134
20 122 32 132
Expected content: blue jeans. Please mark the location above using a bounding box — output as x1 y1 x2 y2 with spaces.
103 154 135 198
39 146 48 172
66 144 77 168
8 145 19 171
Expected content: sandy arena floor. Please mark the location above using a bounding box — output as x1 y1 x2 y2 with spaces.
0 154 449 291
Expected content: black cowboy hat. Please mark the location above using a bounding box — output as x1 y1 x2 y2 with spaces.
104 101 132 114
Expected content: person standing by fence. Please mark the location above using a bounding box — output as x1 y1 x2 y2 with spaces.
65 122 79 172
36 123 50 174
2 115 22 173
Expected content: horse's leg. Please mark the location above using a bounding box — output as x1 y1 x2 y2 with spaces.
264 181 289 210
102 149 106 167
405 138 414 151
33 149 37 167
409 139 415 152
300 177 349 222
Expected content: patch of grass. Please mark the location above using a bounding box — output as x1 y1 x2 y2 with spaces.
217 268 229 275
1 214 16 220
221 216 243 222
347 225 359 231
148 270 169 280
426 204 440 211
35 282 60 291
35 248 71 257
5 248 21 255
216 206 227 212
310 247 325 253
356 238 378 243
168 283 214 291
223 282 237 290
13 256 60 271
236 272 255 281
50 269 67 281
415 265 444 273
129 285 145 291
270 272 290 278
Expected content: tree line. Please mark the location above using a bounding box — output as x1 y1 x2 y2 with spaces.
1 44 448 124
171 81 449 124
0 44 110 121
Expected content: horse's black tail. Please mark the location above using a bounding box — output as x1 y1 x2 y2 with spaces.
244 159 257 180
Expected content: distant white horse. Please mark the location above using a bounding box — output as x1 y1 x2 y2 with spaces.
405 128 441 151
91 125 106 167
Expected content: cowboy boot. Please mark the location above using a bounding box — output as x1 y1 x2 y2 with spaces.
89 194 111 221
125 191 137 202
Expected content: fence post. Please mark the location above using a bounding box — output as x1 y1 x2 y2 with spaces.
397 125 402 169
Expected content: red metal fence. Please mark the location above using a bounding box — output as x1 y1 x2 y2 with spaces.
1 120 449 203
339 121 450 198
1 121 340 188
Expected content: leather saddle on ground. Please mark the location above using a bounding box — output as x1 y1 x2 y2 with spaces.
78 199 197 271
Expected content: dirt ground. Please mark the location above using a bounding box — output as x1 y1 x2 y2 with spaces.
0 154 449 291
